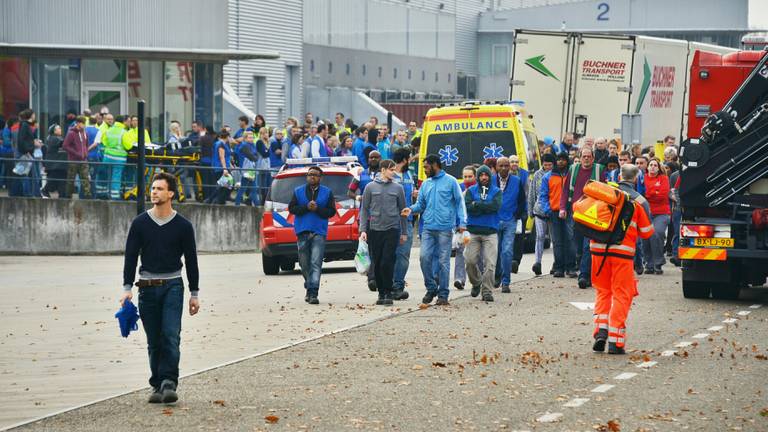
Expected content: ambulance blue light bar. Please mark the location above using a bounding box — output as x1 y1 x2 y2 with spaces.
285 156 359 166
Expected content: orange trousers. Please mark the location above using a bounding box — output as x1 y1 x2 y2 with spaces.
592 255 638 348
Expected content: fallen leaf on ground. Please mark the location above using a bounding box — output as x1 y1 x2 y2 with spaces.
213 400 225 406
265 415 279 423
161 408 173 416
432 362 446 368
412 364 423 370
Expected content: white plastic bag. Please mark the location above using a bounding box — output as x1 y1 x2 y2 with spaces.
354 240 371 275
452 230 470 249
515 219 523 234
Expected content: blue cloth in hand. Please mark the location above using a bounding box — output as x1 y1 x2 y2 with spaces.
115 299 140 338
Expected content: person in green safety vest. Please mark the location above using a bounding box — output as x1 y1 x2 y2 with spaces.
101 114 130 200
121 115 152 196
334 112 352 137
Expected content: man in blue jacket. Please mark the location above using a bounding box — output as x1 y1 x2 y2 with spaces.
493 156 527 293
288 166 337 305
464 165 502 302
401 154 466 306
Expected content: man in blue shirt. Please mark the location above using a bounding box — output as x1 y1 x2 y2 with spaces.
392 147 415 300
233 116 253 144
402 154 467 306
288 166 337 304
492 156 527 293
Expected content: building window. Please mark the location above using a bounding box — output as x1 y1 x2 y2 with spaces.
378 66 382 78
328 61 333 74
422 70 426 81
393 68 398 79
362 65 366 76
310 60 315 72
408 69 412 80
346 63 350 75
435 72 439 82
31 58 79 140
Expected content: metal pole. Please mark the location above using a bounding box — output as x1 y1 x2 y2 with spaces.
387 111 393 138
136 100 146 215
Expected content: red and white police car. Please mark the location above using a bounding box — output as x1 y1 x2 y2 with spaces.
259 156 361 275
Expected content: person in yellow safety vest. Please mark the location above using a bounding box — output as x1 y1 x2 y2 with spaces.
334 112 352 137
101 115 129 200
406 120 421 144
121 115 152 198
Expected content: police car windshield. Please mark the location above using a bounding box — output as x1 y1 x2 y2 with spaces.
426 131 516 177
268 174 353 204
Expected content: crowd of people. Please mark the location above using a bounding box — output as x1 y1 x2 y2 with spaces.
0 109 423 205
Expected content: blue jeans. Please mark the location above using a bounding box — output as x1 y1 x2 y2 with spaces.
419 229 453 299
570 214 592 279
104 154 126 200
392 222 413 290
671 208 681 257
495 219 517 286
138 278 184 389
297 232 326 297
549 213 576 273
234 176 256 206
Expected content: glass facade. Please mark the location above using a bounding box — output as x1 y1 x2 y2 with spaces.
165 61 194 136
0 56 30 121
128 60 164 141
194 63 224 133
31 58 81 139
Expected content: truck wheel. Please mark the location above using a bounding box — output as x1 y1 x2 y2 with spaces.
280 260 295 272
711 283 741 300
262 254 281 275
682 280 710 299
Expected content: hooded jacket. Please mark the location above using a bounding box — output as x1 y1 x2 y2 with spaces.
359 177 407 233
410 170 467 231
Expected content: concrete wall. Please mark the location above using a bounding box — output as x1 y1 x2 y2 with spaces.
0 198 262 255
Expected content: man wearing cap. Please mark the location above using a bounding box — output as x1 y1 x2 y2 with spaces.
464 165 501 302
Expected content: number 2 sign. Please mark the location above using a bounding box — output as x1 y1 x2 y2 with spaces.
597 2 610 21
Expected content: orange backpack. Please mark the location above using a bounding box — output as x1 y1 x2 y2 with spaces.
572 181 634 245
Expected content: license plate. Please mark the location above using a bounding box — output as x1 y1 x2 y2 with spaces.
694 238 734 248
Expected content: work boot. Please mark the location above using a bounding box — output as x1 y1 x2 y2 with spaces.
368 279 377 292
470 285 481 297
608 342 626 355
578 278 591 289
392 290 409 300
435 298 450 306
422 292 437 304
160 380 178 404
308 297 319 305
501 285 511 293
592 329 608 352
379 295 394 306
511 260 520 274
532 262 542 276
148 387 162 404
482 292 494 302
553 271 565 278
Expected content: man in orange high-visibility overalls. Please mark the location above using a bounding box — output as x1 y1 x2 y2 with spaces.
591 164 654 354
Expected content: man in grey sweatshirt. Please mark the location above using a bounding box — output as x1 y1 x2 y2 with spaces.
359 159 408 305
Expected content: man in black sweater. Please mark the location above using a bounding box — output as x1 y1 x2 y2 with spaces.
120 172 200 404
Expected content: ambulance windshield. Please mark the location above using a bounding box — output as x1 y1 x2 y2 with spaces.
425 131 516 178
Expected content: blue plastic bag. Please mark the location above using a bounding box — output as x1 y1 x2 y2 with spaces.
115 299 140 338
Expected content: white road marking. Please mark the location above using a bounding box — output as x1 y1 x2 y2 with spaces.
536 412 563 423
569 302 595 311
737 311 751 316
749 304 762 309
707 325 724 332
723 318 739 324
563 398 590 408
692 333 710 339
675 341 693 348
637 361 658 369
661 350 677 357
591 384 615 393
614 372 637 380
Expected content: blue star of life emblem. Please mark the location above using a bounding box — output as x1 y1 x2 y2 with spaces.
483 143 504 159
438 145 459 167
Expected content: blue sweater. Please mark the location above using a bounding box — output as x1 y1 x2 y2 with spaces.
410 170 466 231
493 171 527 221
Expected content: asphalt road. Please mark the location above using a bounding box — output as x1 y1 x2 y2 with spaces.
10 258 768 432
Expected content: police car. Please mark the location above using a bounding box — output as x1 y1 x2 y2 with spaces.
259 156 361 275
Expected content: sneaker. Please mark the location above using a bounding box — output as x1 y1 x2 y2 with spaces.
392 290 409 300
578 278 591 289
453 280 465 290
304 294 309 303
645 267 655 275
532 262 542 276
422 292 437 304
654 267 664 275
565 270 578 278
549 267 555 275
435 298 450 306
367 279 377 292
482 292 494 302
501 285 511 293
148 387 162 404
41 190 51 199
607 343 626 355
553 271 565 278
511 260 520 274
160 380 178 404
377 297 393 306
308 297 319 305
592 329 608 352
470 285 481 297
375 298 386 305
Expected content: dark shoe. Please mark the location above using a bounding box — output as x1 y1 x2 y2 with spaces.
453 280 465 290
607 343 626 355
160 380 178 404
375 298 385 305
378 297 393 306
482 292 494 302
368 279 377 292
501 285 511 293
645 267 654 275
41 190 51 199
148 387 162 404
634 265 644 275
422 292 437 304
435 298 450 306
549 267 555 275
511 260 519 274
532 262 542 276
592 329 608 352
304 294 309 303
670 257 681 267
308 297 319 305
578 278 591 289
654 267 664 275
566 270 578 278
470 285 481 297
393 290 409 300
553 271 565 278
494 275 501 288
